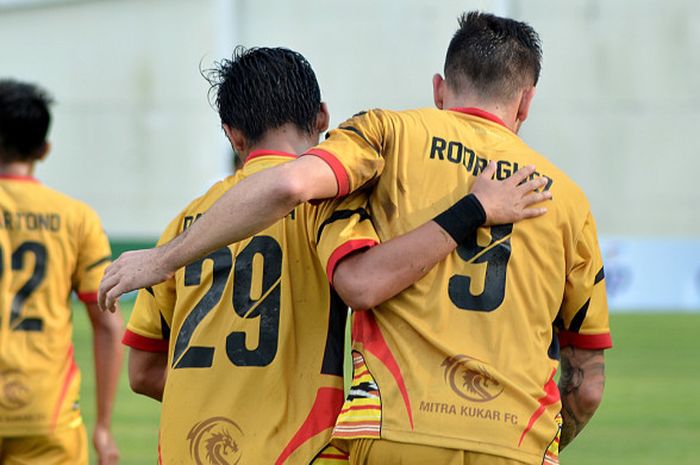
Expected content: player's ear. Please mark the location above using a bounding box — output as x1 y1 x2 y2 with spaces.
36 141 50 161
432 73 445 109
222 124 247 153
516 86 536 126
316 102 330 133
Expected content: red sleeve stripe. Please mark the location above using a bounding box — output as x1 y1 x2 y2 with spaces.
326 239 378 283
77 291 98 304
122 329 169 353
558 330 613 350
303 148 351 197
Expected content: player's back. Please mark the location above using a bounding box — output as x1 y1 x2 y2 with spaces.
332 108 610 464
0 174 110 435
128 152 376 464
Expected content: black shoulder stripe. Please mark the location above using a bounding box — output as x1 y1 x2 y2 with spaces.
553 315 565 330
85 255 112 272
145 286 155 296
320 290 346 377
160 313 171 340
338 125 380 157
594 266 605 285
316 208 371 243
547 326 560 361
568 298 590 333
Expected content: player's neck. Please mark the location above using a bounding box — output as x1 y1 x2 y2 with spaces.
243 125 316 161
444 96 519 132
0 161 35 178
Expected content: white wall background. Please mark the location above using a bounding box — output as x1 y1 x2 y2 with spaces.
1 0 699 240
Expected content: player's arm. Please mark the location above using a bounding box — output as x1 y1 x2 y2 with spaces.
556 210 612 450
558 347 605 450
99 155 337 310
333 162 551 309
99 110 389 311
122 285 172 402
121 216 179 401
128 348 167 402
73 206 122 465
86 301 123 465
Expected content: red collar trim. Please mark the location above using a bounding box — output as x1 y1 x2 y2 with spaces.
0 174 39 183
449 107 509 129
245 150 297 165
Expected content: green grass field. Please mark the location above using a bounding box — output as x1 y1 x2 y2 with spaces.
72 306 699 464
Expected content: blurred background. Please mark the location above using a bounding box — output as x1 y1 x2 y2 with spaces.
1 0 698 464
2 0 699 310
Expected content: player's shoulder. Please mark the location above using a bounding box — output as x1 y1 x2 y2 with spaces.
31 182 103 224
350 107 436 120
163 175 239 238
345 107 440 132
517 143 591 212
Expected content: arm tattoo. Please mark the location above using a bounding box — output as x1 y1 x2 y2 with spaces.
558 347 605 451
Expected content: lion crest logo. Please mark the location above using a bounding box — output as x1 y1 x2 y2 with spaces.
187 417 244 465
0 370 32 410
442 355 504 402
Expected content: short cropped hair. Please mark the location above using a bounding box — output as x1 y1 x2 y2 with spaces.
0 79 53 162
444 11 542 102
204 46 321 144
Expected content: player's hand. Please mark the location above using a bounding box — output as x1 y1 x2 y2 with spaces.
98 247 173 312
471 161 552 226
93 425 119 465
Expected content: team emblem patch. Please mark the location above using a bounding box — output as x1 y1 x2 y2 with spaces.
187 417 244 465
0 370 32 410
442 355 504 402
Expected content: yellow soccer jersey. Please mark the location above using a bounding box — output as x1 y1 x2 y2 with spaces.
0 174 111 436
123 151 378 465
306 108 611 464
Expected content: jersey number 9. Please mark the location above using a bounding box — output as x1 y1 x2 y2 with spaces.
448 224 513 312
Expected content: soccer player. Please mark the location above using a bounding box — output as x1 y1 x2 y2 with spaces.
100 12 610 464
0 80 122 465
120 47 549 465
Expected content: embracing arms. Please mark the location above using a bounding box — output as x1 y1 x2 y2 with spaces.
99 160 550 311
331 162 550 309
99 156 338 310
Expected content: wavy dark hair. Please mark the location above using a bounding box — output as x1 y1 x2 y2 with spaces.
203 46 321 144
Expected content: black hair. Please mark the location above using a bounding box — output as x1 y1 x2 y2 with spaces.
0 79 53 162
203 46 321 144
444 11 542 102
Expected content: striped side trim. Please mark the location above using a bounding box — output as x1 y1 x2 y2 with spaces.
312 445 349 465
542 413 562 465
332 352 381 439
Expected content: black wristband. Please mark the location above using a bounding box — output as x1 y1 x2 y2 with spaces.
432 193 487 244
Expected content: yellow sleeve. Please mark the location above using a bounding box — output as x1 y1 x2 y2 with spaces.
72 204 112 304
557 212 612 349
307 190 380 283
303 109 388 197
122 216 180 353
122 285 173 352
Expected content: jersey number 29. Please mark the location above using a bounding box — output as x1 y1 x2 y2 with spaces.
172 236 281 369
